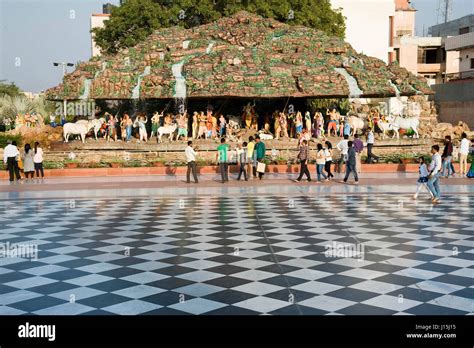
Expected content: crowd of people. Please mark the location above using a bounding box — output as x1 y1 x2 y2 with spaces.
3 140 44 182
183 131 473 204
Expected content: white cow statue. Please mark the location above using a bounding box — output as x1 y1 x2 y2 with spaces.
346 115 366 136
258 130 274 140
387 115 420 139
63 122 91 143
378 121 400 139
90 118 106 140
157 123 177 143
75 118 105 140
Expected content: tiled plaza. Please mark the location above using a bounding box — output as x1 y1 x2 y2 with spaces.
0 175 472 315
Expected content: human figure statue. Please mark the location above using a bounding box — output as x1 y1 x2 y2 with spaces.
295 111 303 136
198 111 207 139
327 108 338 137
164 114 173 126
177 112 188 141
211 112 218 139
138 115 148 143
192 112 199 139
106 113 117 142
304 111 311 134
150 111 162 139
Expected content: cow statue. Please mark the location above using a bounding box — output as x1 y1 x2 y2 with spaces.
76 118 105 140
387 115 420 139
346 115 366 136
157 123 177 143
63 121 92 143
378 120 400 139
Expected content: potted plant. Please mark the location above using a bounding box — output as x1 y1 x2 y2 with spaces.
64 159 79 169
399 153 414 164
275 156 287 165
109 159 124 168
151 158 166 167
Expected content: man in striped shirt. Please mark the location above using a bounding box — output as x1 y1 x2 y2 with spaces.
427 145 442 204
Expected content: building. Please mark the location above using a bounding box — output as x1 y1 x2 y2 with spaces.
445 32 474 79
331 0 395 64
91 14 111 57
429 15 474 127
428 14 474 37
91 2 117 57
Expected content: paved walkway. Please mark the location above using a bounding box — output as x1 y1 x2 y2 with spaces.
0 175 472 315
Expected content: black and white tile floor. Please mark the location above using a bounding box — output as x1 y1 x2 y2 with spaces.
0 194 472 315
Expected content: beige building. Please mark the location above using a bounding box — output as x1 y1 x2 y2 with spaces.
91 13 111 57
445 31 474 79
391 0 450 85
331 0 395 63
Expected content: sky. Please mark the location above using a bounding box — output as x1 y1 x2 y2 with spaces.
1 0 473 93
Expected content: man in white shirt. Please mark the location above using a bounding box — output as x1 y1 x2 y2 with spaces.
185 140 198 183
366 127 379 163
336 135 349 173
3 140 21 182
459 132 470 177
427 144 442 203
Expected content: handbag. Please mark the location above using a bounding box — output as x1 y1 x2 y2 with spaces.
17 158 24 170
256 161 266 173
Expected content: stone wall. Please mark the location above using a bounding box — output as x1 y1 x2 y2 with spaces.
432 80 474 128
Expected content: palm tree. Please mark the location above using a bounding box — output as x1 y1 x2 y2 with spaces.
0 94 52 127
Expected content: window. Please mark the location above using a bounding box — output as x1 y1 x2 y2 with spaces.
471 58 474 69
459 27 470 35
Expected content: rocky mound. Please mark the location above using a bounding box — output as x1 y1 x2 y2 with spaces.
46 11 432 100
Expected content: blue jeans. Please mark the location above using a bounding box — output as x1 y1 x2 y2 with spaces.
316 164 327 181
427 173 441 199
442 156 453 177
126 126 132 141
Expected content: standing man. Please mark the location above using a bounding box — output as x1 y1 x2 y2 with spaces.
294 139 311 182
216 138 229 183
3 140 21 182
343 141 358 184
441 135 454 178
247 136 255 179
459 132 470 177
353 133 364 174
366 127 379 163
427 145 442 204
236 142 248 181
185 141 198 184
254 135 266 180
336 135 349 173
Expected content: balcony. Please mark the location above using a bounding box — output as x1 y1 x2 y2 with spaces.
417 63 444 73
445 32 474 51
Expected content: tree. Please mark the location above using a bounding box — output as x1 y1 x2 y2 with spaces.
0 81 22 97
93 0 345 54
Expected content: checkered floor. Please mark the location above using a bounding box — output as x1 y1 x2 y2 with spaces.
0 194 472 315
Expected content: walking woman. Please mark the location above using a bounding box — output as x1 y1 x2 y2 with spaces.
316 143 328 182
34 142 44 179
324 140 334 180
22 143 35 180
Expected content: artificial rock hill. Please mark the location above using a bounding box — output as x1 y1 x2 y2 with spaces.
46 11 432 101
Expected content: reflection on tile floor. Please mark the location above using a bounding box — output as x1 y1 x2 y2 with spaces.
0 194 472 315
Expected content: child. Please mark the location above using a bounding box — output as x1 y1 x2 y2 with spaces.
413 156 433 200
236 142 248 181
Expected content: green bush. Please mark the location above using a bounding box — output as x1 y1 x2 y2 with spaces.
43 161 64 169
0 133 22 148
